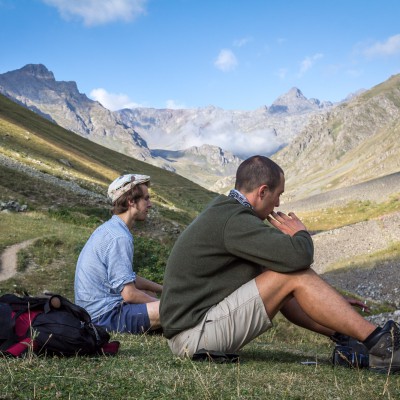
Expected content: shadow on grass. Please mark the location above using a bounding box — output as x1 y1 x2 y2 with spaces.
239 348 331 366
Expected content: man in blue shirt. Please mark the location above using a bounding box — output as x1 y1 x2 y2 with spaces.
75 174 162 334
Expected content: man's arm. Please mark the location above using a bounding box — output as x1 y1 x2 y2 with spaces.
135 276 163 294
268 212 371 313
121 282 159 304
225 208 314 272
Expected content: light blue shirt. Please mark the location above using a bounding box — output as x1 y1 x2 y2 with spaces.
74 215 136 319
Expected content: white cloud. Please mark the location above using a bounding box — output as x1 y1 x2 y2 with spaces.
214 49 238 72
233 36 252 47
90 88 141 110
298 53 323 76
180 116 281 157
42 0 147 26
277 68 288 79
363 34 400 58
165 99 187 109
209 130 281 157
142 111 283 157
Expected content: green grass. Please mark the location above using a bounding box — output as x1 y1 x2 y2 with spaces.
1 209 400 399
0 212 92 298
300 195 400 232
1 319 399 399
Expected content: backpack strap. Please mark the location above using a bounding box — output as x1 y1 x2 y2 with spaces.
0 294 47 356
0 294 49 313
0 303 16 351
0 305 43 356
2 337 38 357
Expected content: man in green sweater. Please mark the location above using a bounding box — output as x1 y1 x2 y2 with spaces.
160 155 400 373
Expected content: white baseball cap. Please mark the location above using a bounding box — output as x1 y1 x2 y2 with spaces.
107 174 150 203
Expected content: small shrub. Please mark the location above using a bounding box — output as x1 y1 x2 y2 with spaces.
48 207 107 227
133 237 171 283
17 249 30 272
31 236 64 267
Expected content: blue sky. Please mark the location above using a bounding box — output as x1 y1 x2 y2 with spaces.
1 0 400 111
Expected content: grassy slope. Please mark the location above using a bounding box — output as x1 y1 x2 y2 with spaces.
274 74 400 201
1 94 400 398
0 93 216 222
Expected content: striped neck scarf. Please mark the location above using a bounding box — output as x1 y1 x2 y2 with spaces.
228 189 253 209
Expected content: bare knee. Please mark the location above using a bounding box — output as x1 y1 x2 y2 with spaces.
255 268 315 319
255 268 313 294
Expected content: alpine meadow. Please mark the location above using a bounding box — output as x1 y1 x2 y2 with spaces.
1 66 400 398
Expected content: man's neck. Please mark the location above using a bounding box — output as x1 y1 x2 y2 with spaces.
115 212 135 230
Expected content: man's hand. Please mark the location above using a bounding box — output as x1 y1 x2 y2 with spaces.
345 297 371 313
267 211 308 237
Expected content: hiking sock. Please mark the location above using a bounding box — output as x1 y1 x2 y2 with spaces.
363 327 383 350
330 332 350 345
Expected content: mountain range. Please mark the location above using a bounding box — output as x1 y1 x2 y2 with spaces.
274 74 400 203
1 64 398 203
0 64 334 191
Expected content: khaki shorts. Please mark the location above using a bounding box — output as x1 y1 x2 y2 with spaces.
168 279 272 357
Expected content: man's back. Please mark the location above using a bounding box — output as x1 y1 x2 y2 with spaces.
74 215 135 319
160 194 313 339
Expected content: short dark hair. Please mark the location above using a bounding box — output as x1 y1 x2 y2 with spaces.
235 155 284 193
111 182 149 215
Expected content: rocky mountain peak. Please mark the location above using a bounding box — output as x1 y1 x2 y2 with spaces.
186 144 241 166
288 87 306 99
276 87 306 102
19 64 55 81
269 87 329 115
0 64 81 101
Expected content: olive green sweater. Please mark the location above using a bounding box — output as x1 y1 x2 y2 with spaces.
160 195 314 339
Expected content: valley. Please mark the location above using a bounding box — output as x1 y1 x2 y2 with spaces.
0 67 399 399
0 65 399 322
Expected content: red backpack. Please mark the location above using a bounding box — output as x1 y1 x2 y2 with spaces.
0 293 119 357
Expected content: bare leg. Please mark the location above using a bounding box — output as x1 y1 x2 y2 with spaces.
255 268 376 341
146 301 161 330
280 298 334 337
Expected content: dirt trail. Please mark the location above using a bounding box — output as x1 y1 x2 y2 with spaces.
0 239 37 281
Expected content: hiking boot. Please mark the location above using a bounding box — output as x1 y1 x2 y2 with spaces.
331 332 367 349
368 320 400 374
331 332 369 369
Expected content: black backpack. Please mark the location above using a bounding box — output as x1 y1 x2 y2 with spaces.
0 293 120 357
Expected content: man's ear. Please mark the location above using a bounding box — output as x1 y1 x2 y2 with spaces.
258 184 269 199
